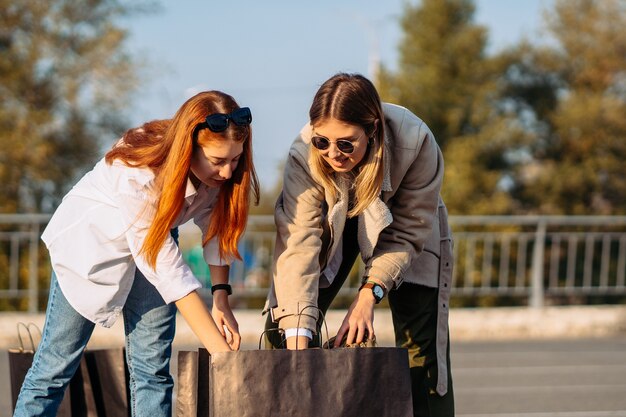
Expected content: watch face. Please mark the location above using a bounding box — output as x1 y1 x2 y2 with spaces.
373 286 384 299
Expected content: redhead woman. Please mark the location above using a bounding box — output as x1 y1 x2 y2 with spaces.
265 73 454 417
14 91 259 417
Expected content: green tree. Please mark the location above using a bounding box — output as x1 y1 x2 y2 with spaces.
381 0 626 215
377 0 489 149
499 0 626 214
0 0 151 213
377 0 524 214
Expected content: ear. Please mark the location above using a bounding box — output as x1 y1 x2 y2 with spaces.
370 119 380 136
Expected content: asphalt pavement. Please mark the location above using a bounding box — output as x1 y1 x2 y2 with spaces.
1 306 625 416
452 337 626 416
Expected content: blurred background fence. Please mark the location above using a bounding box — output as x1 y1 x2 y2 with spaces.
1 214 626 312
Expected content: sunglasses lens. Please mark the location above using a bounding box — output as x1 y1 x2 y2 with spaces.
336 140 354 154
205 115 229 132
231 107 252 126
312 136 330 150
311 137 355 154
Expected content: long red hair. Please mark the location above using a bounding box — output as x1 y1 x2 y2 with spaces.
105 91 259 269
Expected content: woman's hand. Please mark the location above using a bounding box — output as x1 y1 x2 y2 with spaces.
208 265 240 350
334 290 376 347
211 292 241 350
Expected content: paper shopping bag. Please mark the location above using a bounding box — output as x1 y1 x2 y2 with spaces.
177 347 413 417
176 350 199 417
9 323 129 416
8 322 91 416
83 347 130 417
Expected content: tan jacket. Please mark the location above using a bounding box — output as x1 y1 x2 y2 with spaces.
268 103 453 395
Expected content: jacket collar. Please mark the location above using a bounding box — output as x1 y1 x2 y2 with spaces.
381 129 392 192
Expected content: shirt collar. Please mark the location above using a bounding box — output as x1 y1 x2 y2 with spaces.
185 177 199 202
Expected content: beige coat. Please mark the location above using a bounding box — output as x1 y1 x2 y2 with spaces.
266 104 452 394
267 103 453 394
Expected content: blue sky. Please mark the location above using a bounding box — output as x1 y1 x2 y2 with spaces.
125 0 551 188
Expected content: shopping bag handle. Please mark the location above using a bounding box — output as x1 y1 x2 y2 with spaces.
258 328 286 350
258 306 330 350
16 322 42 352
296 305 329 350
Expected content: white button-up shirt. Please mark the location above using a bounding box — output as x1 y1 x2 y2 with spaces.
41 157 227 327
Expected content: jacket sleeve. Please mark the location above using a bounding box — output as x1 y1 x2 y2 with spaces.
364 128 444 290
111 164 202 303
271 148 326 332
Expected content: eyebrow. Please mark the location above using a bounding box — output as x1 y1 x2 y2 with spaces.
205 151 244 161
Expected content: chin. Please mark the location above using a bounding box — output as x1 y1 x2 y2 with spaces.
209 179 226 188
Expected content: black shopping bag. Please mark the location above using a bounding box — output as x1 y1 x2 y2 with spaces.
9 322 129 416
176 350 203 417
177 347 413 417
83 347 130 417
8 322 82 416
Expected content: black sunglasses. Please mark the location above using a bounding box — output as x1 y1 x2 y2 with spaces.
311 136 355 154
199 107 252 133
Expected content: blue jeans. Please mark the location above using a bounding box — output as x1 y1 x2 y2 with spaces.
14 269 177 417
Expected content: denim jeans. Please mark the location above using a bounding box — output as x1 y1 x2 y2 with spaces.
14 269 177 417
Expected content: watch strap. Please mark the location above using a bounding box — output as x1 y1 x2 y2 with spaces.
358 281 385 303
358 280 386 292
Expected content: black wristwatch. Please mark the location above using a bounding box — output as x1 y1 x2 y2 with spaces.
358 281 385 304
211 284 232 295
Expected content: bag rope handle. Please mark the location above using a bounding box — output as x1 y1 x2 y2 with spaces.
258 328 286 350
259 306 330 350
16 322 42 352
295 305 329 350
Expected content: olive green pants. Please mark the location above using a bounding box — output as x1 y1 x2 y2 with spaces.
264 217 455 417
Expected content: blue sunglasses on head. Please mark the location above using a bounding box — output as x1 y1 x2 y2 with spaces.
198 107 252 133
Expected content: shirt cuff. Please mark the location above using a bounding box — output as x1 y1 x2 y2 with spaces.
284 328 313 340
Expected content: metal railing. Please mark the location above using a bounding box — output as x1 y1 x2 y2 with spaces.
0 214 48 312
1 214 625 312
449 216 626 307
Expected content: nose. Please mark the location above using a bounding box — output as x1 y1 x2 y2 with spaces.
219 164 233 180
327 143 343 158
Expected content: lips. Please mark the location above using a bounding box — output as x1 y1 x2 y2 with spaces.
331 157 350 168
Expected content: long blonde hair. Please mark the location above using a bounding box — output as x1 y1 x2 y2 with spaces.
308 73 385 217
105 91 259 268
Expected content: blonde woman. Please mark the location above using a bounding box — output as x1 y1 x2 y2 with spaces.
265 73 454 417
15 91 259 417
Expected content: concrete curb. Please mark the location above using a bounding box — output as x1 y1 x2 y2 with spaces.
2 305 625 350
447 305 626 341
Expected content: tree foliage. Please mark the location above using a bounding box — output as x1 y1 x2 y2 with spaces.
500 0 626 214
377 0 489 149
378 0 521 214
0 0 150 212
380 0 626 215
